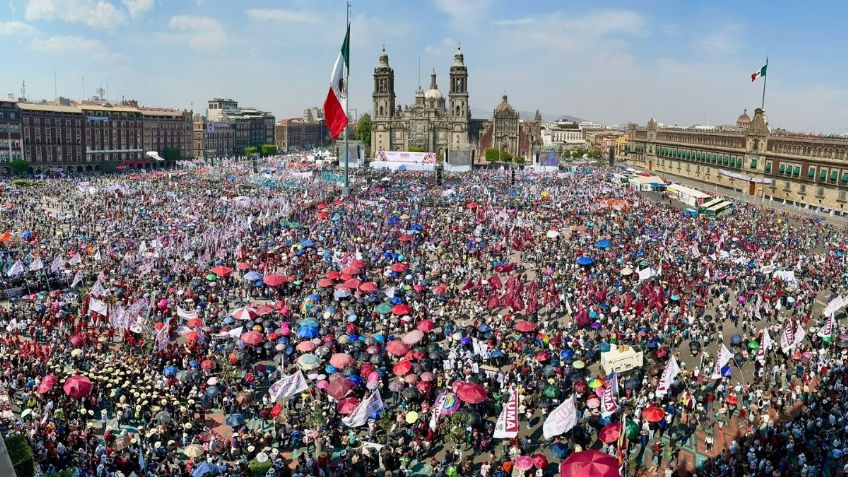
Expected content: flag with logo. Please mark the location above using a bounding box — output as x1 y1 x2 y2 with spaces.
177 306 198 321
492 390 519 438
342 390 383 427
90 279 107 297
69 253 82 266
6 260 24 277
711 344 733 379
817 313 836 342
29 257 44 271
781 320 795 353
155 318 171 352
268 370 309 402
543 395 577 439
757 329 771 364
599 387 619 417
655 355 680 398
89 297 109 316
50 256 65 273
71 271 83 288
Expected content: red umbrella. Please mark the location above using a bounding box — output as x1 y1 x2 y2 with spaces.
559 450 620 477
386 341 410 356
255 304 275 316
236 262 251 270
393 359 413 376
231 306 258 321
399 234 413 243
271 404 282 417
326 271 341 280
263 274 286 287
329 353 355 368
532 454 548 469
455 382 487 404
342 265 361 275
185 331 201 342
201 359 215 370
317 278 334 288
326 378 355 400
514 320 538 332
390 263 409 273
187 318 203 328
69 334 85 347
726 394 739 405
343 278 362 289
63 375 92 398
240 331 264 346
535 352 549 362
337 397 360 415
36 375 58 394
642 405 665 423
359 282 377 292
392 304 412 315
599 422 622 444
211 265 233 277
416 320 435 332
466 202 478 209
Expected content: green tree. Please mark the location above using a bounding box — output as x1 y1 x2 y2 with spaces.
162 147 181 161
408 145 425 152
588 148 602 159
355 113 372 147
243 146 258 156
260 144 278 156
100 162 117 173
484 148 500 162
5 434 35 477
10 159 30 176
514 156 526 165
501 151 513 163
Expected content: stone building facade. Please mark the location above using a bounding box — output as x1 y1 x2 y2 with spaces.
476 97 542 162
371 47 471 158
626 108 848 213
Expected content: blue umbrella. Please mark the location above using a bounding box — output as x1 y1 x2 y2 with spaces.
560 349 574 360
478 323 491 333
298 317 319 327
487 350 504 359
189 360 199 368
163 366 178 377
300 239 315 248
596 240 612 249
307 294 320 301
576 256 595 266
205 385 219 397
225 413 245 427
374 334 386 343
297 325 318 338
721 364 732 377
277 336 289 344
243 271 262 281
730 334 742 345
325 364 337 374
550 442 570 459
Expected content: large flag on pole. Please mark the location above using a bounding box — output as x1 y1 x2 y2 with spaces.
817 313 836 342
342 390 383 427
751 63 767 82
711 344 733 379
492 390 519 438
268 370 309 402
6 260 24 276
323 23 350 139
543 395 577 439
29 257 44 271
757 329 771 364
656 355 680 398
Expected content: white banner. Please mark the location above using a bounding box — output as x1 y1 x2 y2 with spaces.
342 390 384 427
493 390 519 439
543 395 577 439
177 306 198 321
599 387 619 417
656 355 680 397
89 297 109 316
637 267 656 281
781 320 795 354
268 371 309 402
757 329 771 364
711 344 733 379
374 151 437 164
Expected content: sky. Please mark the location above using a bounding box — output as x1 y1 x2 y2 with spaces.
2 0 848 134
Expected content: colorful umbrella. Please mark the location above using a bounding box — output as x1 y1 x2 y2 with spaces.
559 450 620 477
416 320 435 332
329 353 354 368
36 375 58 394
386 341 410 356
455 382 487 404
642 405 665 422
514 320 538 332
240 331 264 346
231 306 258 321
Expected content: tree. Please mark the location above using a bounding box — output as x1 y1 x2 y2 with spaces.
243 146 258 156
514 156 526 165
355 113 372 147
501 151 513 163
100 162 117 173
408 146 425 152
484 148 500 162
10 159 30 176
588 148 602 159
162 147 181 161
5 434 35 477
260 144 278 156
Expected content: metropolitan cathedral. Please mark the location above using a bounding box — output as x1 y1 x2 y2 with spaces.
371 47 472 156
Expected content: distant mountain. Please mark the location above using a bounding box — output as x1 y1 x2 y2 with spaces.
470 106 584 123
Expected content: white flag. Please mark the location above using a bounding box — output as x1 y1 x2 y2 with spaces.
50 256 65 273
94 250 102 262
29 258 44 271
90 279 107 297
543 395 577 439
817 314 836 339
656 355 680 397
138 241 148 254
492 390 520 438
227 326 244 339
71 271 83 288
89 297 109 316
792 323 806 349
342 390 384 427
177 306 198 321
757 329 771 364
781 320 795 354
268 371 309 402
711 344 733 379
6 260 24 277
155 318 171 352
69 253 82 266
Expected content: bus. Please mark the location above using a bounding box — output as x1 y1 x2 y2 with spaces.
698 198 724 214
704 200 734 219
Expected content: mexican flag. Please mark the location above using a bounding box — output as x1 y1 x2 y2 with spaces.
751 64 767 82
323 24 350 139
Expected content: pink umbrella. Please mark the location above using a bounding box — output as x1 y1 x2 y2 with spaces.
329 353 355 368
316 380 329 389
326 378 355 400
359 282 378 292
586 397 601 409
402 330 424 345
63 375 92 398
295 341 316 352
263 274 286 287
317 279 334 288
36 375 58 394
240 331 264 346
392 304 412 315
386 341 410 356
231 306 258 321
393 359 413 376
420 372 435 382
416 320 435 332
404 373 418 383
515 456 533 471
337 397 360 415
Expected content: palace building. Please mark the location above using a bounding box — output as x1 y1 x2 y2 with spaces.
371 47 472 158
626 108 848 213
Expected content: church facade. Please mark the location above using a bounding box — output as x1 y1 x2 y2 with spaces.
371 47 472 158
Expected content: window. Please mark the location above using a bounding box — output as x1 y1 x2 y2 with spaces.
778 163 785 173
799 184 806 194
794 166 801 176
840 190 847 201
820 169 828 181
750 159 757 169
765 162 772 173
817 187 825 198
831 171 838 181
808 167 815 179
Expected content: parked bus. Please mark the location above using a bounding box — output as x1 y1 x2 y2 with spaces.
698 198 724 214
704 200 734 219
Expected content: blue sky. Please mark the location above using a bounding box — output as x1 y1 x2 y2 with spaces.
2 0 847 133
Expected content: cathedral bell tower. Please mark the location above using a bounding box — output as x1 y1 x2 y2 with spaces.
448 47 470 149
372 48 395 119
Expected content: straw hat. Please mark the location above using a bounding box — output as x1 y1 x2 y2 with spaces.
183 422 192 430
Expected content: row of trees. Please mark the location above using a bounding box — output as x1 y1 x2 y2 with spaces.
483 148 525 165
242 144 278 156
561 146 602 159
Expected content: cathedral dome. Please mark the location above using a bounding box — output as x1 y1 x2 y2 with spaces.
378 48 389 68
425 88 443 100
736 108 751 126
495 95 514 113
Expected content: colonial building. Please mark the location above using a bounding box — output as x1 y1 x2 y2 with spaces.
371 47 472 158
203 98 275 154
275 115 329 153
476 97 542 163
140 107 193 160
627 108 848 213
0 99 23 164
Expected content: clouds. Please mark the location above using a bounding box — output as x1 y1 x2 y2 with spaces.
168 15 227 52
433 0 492 30
122 0 153 18
246 8 318 24
31 34 122 61
25 0 127 30
0 21 38 36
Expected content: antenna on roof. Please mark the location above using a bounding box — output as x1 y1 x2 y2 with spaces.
418 56 421 89
20 80 25 101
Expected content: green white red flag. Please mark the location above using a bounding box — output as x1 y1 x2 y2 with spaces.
751 64 767 82
323 23 350 139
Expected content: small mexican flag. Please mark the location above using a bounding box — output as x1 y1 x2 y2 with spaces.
323 23 350 140
751 64 767 82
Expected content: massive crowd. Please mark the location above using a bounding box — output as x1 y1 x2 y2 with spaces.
0 157 846 477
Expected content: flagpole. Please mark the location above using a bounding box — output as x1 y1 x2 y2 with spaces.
761 57 768 110
343 1 351 195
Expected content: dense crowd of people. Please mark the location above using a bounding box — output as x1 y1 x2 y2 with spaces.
0 157 846 477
